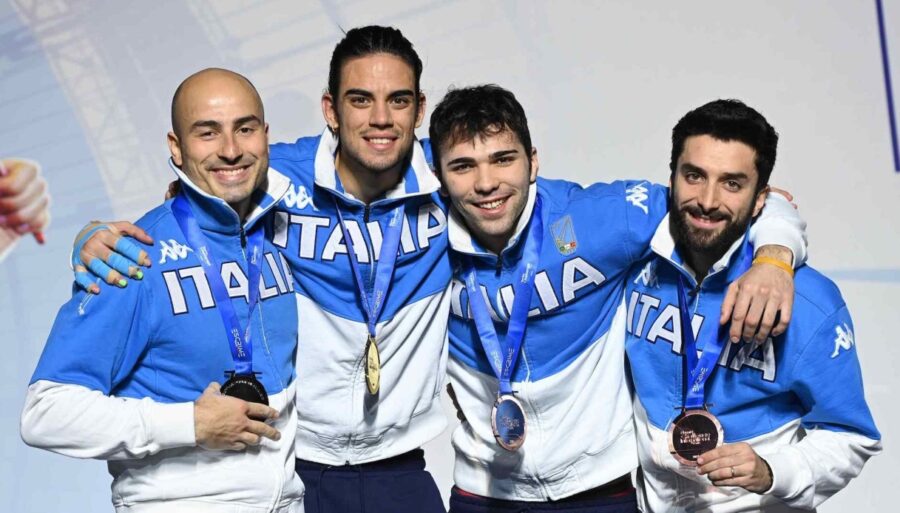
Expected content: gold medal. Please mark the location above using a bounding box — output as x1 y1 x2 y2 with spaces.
365 335 381 395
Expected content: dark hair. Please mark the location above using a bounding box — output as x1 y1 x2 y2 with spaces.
670 99 778 190
328 25 423 99
429 84 533 169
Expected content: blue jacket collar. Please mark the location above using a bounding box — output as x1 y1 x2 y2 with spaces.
448 182 538 258
312 127 440 205
168 158 290 234
649 213 754 287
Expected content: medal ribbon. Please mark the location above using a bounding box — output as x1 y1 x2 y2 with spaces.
334 199 405 340
677 247 752 409
172 194 264 375
463 197 543 396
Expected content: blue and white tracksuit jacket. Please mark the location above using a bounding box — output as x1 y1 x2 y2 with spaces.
625 217 882 512
446 178 806 501
21 166 304 512
268 129 452 465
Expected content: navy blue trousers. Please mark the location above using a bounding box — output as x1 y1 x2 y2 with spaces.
296 449 446 513
448 477 638 513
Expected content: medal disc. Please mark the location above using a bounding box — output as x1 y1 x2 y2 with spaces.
667 409 723 466
221 373 269 405
365 335 381 395
491 395 527 451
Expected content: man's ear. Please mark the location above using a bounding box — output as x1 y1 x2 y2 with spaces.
529 147 539 183
167 132 182 167
414 92 427 129
322 93 339 133
752 186 768 217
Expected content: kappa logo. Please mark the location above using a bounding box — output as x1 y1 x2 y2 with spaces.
159 239 194 264
550 215 578 255
625 182 649 215
282 184 317 211
831 323 855 358
634 260 659 288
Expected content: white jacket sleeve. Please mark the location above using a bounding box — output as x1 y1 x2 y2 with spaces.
749 192 808 266
762 429 881 509
21 380 196 460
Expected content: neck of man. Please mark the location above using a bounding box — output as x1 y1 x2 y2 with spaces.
477 232 511 257
681 249 721 282
229 200 252 223
335 150 404 205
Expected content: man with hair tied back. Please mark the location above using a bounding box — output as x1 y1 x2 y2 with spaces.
625 99 881 512
22 68 304 512
428 85 808 513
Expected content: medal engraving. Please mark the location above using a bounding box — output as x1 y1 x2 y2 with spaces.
667 409 723 466
365 335 381 395
221 373 269 405
491 395 527 451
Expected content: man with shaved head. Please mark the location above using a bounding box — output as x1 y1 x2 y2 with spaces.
21 68 306 512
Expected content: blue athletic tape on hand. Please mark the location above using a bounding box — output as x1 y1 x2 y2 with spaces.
87 257 116 284
74 271 99 293
72 224 110 268
114 236 146 266
107 252 136 277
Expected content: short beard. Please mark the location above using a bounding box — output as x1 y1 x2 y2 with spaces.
670 203 753 266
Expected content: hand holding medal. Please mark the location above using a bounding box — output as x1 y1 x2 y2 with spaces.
194 382 281 451
696 442 775 493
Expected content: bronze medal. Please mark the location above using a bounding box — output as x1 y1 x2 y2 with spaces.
667 408 723 466
365 335 381 395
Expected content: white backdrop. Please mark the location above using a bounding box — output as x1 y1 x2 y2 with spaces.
2 1 897 511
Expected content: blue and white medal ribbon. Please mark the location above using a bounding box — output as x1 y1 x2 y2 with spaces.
335 199 405 395
463 197 543 450
668 249 752 464
171 194 269 404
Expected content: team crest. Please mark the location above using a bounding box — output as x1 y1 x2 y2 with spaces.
550 215 578 255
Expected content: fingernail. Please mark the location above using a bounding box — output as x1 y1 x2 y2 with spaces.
275 433 281 441
91 285 100 294
15 223 31 234
136 270 144 280
730 336 739 343
117 279 127 288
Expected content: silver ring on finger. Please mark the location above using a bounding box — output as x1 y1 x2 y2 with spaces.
730 466 736 478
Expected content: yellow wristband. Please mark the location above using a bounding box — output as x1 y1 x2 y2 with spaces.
752 256 794 277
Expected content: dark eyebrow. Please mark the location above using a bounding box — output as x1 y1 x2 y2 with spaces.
190 120 222 131
234 115 263 126
344 89 374 98
344 89 416 99
446 156 476 167
679 162 706 175
490 149 519 159
719 171 750 181
388 89 416 99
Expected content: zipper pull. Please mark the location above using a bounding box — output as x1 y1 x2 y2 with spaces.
240 227 247 248
364 205 371 223
495 256 502 275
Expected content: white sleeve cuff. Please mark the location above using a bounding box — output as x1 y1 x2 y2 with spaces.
760 446 811 501
750 193 808 267
143 399 196 449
